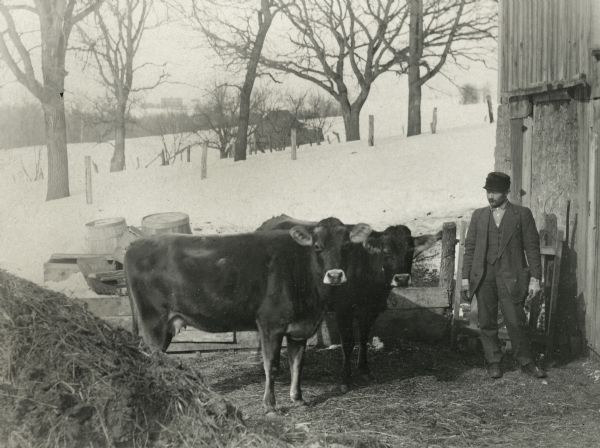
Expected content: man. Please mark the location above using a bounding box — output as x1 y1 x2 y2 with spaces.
462 172 546 379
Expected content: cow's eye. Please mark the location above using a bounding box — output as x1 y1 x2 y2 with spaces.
314 242 323 252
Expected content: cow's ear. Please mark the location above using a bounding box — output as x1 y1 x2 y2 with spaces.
289 226 313 247
413 230 442 258
350 223 373 243
363 234 383 254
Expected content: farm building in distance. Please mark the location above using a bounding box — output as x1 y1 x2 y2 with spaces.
254 110 324 152
495 0 600 357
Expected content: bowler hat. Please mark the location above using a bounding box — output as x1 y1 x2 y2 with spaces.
483 172 511 192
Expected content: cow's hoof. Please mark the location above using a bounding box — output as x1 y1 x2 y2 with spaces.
339 384 350 394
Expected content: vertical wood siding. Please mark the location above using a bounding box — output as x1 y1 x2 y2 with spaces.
500 0 592 94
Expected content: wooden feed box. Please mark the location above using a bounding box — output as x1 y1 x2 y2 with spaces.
141 212 192 235
85 217 127 254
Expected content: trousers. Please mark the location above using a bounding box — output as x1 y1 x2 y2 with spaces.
476 262 533 366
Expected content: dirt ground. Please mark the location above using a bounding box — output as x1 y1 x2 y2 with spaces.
185 340 600 448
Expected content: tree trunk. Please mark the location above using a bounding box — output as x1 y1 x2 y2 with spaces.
407 0 423 137
407 78 422 137
234 5 274 161
235 85 251 161
341 105 361 141
42 99 70 201
110 107 126 172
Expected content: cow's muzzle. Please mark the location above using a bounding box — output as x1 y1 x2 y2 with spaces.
391 273 411 287
323 269 347 285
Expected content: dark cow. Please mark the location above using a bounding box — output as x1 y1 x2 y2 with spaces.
257 214 441 392
124 218 372 412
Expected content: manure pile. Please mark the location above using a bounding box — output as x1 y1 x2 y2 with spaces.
0 270 282 448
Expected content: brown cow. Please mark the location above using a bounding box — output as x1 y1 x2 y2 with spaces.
124 218 372 412
258 215 441 392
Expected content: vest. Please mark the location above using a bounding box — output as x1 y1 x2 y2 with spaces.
486 209 505 265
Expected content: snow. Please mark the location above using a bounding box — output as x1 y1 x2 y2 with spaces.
0 102 496 296
43 272 102 299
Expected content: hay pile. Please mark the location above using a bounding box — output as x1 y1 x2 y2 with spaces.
0 269 277 448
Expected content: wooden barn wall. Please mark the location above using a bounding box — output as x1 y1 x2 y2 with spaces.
500 0 592 95
588 99 600 357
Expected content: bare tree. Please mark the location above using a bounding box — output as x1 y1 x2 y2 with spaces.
402 0 496 136
0 0 102 200
192 0 278 161
197 84 239 158
260 0 408 142
78 0 167 171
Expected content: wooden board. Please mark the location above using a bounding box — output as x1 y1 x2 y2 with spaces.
387 287 449 310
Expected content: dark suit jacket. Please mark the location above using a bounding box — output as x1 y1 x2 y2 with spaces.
462 201 542 301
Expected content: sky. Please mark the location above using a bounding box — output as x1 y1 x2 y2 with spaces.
0 2 498 109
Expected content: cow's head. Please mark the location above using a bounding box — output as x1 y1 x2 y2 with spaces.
289 217 372 286
360 225 442 288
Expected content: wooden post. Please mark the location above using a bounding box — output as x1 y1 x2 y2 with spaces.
187 145 191 162
85 155 92 204
439 222 457 305
486 94 495 124
327 135 331 144
333 131 341 143
368 114 375 146
201 141 208 179
451 220 467 347
291 128 297 160
430 107 438 134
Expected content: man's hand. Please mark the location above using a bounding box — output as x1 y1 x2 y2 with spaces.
524 277 541 310
461 278 471 304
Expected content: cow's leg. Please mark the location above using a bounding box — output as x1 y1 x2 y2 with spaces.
273 346 282 375
257 323 284 413
335 308 355 393
286 337 307 405
357 309 377 381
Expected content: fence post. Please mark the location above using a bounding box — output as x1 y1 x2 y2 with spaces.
430 107 438 134
291 128 297 160
368 114 374 146
201 141 208 179
187 146 191 162
85 155 93 204
451 220 467 348
486 94 495 124
440 222 457 304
